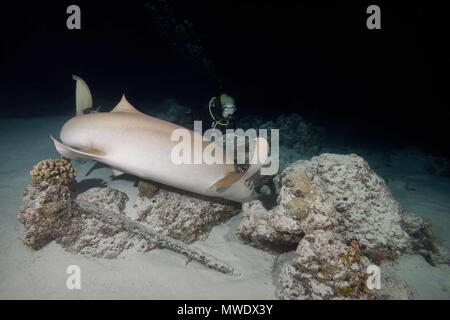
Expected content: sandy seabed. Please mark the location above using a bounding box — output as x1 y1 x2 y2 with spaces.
0 116 449 299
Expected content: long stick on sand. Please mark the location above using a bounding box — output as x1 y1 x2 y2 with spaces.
75 200 240 276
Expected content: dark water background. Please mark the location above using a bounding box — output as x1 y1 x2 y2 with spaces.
1 1 448 156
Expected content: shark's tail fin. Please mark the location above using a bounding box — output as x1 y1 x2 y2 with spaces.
210 137 269 188
73 75 93 116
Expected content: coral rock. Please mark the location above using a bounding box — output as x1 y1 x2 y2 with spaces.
276 230 375 300
138 180 160 199
137 187 236 244
275 153 413 259
29 158 77 188
236 167 337 252
19 181 82 250
77 187 129 214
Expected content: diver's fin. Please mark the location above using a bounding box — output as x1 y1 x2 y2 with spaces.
73 75 93 116
50 135 106 160
112 168 126 176
210 137 269 188
111 95 140 113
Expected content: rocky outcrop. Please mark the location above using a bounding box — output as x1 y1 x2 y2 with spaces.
374 277 414 300
276 230 374 300
19 181 82 250
244 152 444 300
236 169 337 252
19 159 240 275
19 182 151 257
74 200 239 275
275 230 414 300
77 187 129 214
236 152 442 299
137 183 236 244
273 153 413 260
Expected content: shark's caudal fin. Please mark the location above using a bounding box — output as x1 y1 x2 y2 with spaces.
50 135 106 160
210 137 269 188
73 75 93 116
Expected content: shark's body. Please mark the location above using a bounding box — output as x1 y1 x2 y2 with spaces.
51 92 268 203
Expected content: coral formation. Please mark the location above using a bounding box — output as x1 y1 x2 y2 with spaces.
274 153 413 260
238 152 443 300
67 187 153 258
19 181 83 250
75 199 238 275
276 230 414 300
29 158 77 187
137 187 236 243
236 168 337 252
77 187 129 214
276 230 375 300
20 152 444 298
19 181 237 270
138 180 160 199
20 161 238 258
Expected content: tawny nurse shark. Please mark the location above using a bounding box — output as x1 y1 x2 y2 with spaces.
50 76 269 203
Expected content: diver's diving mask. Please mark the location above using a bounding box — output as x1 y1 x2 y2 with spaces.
222 104 236 119
220 94 236 119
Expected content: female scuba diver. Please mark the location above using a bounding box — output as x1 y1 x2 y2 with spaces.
205 93 250 168
207 93 237 132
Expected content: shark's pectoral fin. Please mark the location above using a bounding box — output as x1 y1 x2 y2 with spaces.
50 135 106 160
210 137 270 189
210 172 245 188
112 168 126 176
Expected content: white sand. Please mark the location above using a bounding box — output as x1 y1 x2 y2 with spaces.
0 116 449 299
0 117 276 299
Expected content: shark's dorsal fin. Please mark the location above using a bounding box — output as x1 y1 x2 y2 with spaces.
111 95 140 113
73 75 93 116
210 137 269 188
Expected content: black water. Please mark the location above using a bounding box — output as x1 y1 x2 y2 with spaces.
1 1 448 157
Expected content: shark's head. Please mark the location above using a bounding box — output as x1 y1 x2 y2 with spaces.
210 137 269 203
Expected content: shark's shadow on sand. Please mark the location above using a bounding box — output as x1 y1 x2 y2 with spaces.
77 178 108 193
84 161 108 177
79 156 274 213
79 159 241 209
